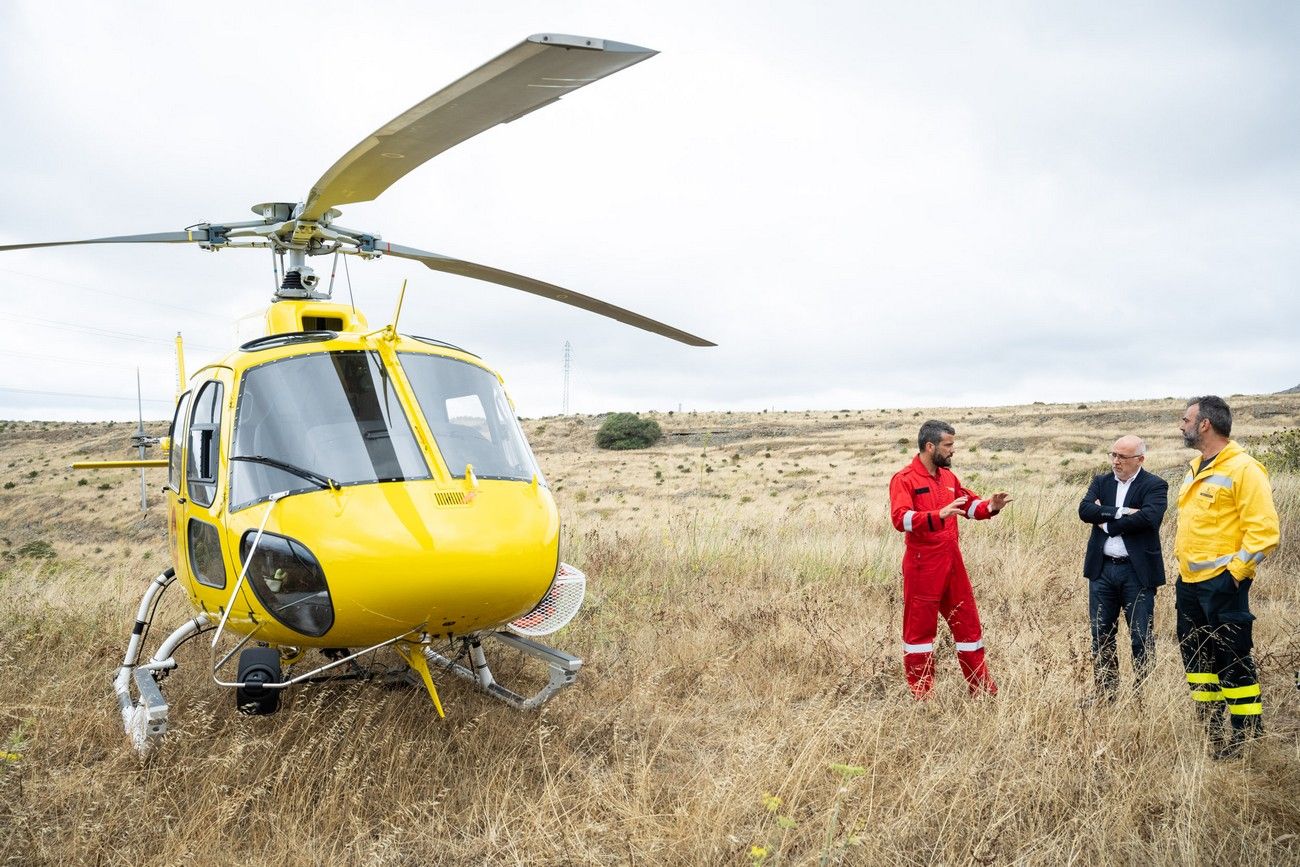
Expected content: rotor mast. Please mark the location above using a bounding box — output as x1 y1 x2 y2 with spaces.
243 201 367 301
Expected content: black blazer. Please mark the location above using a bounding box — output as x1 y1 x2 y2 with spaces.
1078 466 1168 588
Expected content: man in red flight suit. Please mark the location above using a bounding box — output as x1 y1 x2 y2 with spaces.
890 420 1012 699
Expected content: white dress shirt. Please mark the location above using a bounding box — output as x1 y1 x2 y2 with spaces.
1102 471 1138 558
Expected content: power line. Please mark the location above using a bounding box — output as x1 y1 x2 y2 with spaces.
0 313 224 352
0 265 211 316
0 385 172 405
0 349 143 371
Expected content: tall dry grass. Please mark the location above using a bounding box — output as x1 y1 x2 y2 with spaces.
1 399 1298 865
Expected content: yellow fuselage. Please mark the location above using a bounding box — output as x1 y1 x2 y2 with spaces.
164 300 559 648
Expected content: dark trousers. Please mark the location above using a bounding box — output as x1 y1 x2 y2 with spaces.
1175 572 1261 738
1088 559 1156 696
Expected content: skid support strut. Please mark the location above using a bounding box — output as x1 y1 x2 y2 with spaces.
113 568 210 755
425 631 582 711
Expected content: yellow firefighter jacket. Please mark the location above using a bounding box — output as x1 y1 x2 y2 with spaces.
1175 440 1280 583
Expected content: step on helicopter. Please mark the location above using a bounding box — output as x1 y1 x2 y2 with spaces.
1 33 712 755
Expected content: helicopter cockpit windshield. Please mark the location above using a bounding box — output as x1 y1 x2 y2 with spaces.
399 353 545 486
230 351 430 509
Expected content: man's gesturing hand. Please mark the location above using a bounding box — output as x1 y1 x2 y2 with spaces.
988 492 1013 513
939 496 969 519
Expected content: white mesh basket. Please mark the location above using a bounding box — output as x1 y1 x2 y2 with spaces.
507 562 586 637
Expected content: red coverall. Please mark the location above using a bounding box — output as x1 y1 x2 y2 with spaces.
889 455 998 698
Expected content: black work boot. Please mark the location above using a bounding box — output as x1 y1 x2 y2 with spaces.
1213 714 1262 761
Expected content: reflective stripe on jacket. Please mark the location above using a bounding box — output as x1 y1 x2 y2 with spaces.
1175 440 1280 582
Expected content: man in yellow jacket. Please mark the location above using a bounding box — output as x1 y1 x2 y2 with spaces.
1176 395 1280 757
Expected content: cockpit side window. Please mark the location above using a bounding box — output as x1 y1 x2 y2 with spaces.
187 381 224 508
167 390 192 493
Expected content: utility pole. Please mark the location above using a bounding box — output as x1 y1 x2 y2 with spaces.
562 340 572 416
135 368 148 511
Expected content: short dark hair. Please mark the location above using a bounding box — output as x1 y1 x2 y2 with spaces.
1187 395 1232 437
918 420 955 452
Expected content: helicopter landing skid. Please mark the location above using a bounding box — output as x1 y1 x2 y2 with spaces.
424 631 582 711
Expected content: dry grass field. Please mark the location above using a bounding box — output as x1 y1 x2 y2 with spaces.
1 395 1298 865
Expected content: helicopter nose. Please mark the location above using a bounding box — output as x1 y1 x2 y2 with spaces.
239 481 560 645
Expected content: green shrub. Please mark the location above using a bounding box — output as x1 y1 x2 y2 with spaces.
595 413 662 450
7 540 54 561
1250 428 1300 474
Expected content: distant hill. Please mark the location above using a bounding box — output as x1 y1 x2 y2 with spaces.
1280 384 1300 394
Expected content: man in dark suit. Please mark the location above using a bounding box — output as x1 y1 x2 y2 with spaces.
1078 435 1168 700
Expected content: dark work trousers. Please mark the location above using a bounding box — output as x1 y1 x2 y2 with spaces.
1175 572 1261 740
1088 559 1156 697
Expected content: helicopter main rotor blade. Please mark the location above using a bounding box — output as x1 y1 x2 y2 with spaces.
380 241 715 347
0 230 209 253
300 34 656 223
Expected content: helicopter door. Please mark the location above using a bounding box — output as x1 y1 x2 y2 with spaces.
165 390 192 569
177 378 237 597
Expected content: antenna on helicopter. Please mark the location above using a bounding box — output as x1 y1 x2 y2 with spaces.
389 279 409 338
174 333 185 397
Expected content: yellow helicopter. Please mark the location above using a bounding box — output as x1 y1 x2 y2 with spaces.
0 33 712 754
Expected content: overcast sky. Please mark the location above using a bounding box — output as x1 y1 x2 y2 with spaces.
1 2 1297 421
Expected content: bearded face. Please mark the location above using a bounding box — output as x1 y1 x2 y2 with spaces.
1181 407 1204 448
929 433 956 468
